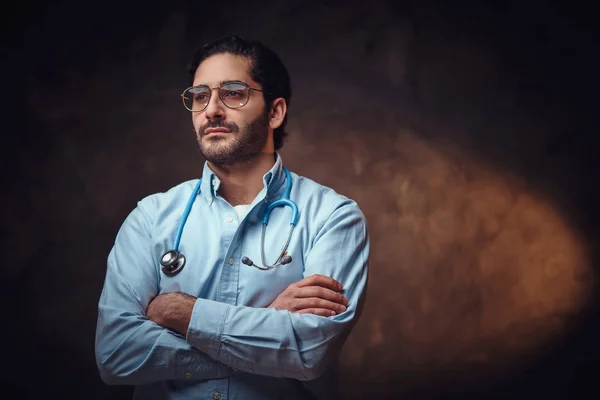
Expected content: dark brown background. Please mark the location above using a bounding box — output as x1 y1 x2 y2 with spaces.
5 0 599 399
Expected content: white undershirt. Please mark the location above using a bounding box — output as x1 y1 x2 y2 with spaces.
233 204 251 221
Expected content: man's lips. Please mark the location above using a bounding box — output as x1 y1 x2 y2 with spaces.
204 127 232 136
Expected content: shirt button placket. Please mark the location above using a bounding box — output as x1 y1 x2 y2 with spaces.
217 204 240 306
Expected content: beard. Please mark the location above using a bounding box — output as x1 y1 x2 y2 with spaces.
196 109 270 165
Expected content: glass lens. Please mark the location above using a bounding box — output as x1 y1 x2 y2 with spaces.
183 86 210 111
219 83 249 108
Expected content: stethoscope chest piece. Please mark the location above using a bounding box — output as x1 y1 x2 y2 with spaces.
160 250 186 276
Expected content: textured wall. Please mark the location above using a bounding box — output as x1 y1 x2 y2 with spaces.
8 1 599 399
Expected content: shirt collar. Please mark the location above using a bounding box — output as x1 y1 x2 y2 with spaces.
199 153 287 205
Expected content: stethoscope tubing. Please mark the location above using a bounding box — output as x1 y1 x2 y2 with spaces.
161 167 297 275
173 178 203 250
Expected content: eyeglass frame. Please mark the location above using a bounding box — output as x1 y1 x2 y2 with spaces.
180 81 269 112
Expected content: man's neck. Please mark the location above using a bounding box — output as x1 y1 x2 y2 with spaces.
208 153 277 207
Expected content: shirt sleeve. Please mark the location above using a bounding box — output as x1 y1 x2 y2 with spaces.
186 199 370 381
94 198 236 385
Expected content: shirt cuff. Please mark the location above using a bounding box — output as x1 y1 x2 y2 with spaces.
186 298 231 359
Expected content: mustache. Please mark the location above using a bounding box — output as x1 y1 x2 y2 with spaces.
199 121 239 136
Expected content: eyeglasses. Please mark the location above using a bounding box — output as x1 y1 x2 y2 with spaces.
181 81 264 112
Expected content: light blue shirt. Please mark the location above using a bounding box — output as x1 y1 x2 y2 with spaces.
95 154 370 400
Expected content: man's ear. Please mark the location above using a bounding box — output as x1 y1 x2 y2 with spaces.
269 98 287 129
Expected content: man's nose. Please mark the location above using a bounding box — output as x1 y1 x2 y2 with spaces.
204 89 226 121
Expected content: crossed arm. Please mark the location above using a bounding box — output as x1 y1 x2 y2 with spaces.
95 199 368 385
147 274 349 335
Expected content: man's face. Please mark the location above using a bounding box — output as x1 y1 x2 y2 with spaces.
191 53 270 165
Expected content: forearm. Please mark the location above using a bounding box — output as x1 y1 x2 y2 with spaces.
185 298 355 381
95 302 237 385
96 262 237 385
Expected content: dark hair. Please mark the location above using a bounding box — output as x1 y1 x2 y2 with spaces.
187 35 292 150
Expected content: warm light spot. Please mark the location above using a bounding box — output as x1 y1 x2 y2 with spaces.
286 129 593 390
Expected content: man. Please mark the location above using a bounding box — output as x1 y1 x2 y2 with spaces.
95 35 370 400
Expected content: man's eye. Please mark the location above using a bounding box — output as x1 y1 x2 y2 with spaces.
194 94 209 101
224 90 244 98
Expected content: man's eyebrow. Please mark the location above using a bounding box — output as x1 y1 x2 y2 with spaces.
192 79 246 88
219 79 246 85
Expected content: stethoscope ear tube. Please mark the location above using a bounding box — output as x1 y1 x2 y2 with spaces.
257 223 295 270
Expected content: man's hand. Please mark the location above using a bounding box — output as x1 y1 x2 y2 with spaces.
146 292 197 335
268 274 348 317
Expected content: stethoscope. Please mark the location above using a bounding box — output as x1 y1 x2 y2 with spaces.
160 167 299 275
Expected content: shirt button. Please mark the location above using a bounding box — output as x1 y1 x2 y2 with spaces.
213 392 221 400
185 372 191 379
225 216 233 223
212 178 216 186
228 258 234 265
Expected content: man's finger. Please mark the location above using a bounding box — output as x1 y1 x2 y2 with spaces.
294 274 343 291
295 286 348 305
296 308 337 317
291 298 347 314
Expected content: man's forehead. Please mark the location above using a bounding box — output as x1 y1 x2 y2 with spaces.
192 53 254 86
